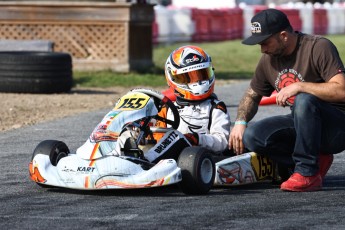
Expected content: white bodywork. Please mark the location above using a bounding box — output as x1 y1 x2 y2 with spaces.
214 152 275 186
31 154 181 189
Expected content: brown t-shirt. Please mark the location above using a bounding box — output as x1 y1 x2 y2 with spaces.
250 32 345 111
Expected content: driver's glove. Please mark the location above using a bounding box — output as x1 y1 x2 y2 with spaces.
184 133 199 146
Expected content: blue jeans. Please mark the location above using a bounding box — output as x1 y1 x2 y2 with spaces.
243 93 345 176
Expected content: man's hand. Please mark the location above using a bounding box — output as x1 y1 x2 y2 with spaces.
229 124 246 155
184 133 199 146
276 83 301 106
229 86 261 155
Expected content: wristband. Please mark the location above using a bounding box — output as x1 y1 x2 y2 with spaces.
234 121 247 126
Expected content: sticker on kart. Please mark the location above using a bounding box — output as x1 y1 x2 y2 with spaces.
114 92 150 111
214 152 274 186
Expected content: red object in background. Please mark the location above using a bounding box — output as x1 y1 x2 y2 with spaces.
254 7 302 32
191 8 211 42
222 7 244 40
277 8 303 32
152 19 158 45
162 88 176 101
313 8 328 35
259 91 277 105
254 5 268 14
209 9 227 41
232 7 244 39
191 7 244 42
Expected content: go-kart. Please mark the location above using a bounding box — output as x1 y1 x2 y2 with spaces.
29 88 215 195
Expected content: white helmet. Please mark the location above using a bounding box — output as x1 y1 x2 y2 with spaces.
164 45 215 102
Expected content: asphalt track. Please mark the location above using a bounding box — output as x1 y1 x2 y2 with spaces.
1 80 344 229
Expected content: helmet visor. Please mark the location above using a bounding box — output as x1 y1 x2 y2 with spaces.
170 67 214 84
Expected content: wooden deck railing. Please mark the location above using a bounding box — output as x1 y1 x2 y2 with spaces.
0 1 154 72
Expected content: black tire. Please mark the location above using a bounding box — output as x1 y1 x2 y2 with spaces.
32 140 70 166
177 146 215 195
277 164 294 182
0 52 73 93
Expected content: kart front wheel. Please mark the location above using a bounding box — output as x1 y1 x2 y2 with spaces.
32 140 70 166
177 146 215 195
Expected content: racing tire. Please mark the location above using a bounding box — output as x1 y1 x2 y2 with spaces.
277 164 294 183
0 52 73 93
177 146 215 195
32 140 70 166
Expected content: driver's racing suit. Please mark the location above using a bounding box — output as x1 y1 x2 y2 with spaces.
175 97 230 152
147 95 231 162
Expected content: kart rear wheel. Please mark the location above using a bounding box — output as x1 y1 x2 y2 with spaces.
275 164 294 184
32 140 70 166
177 146 215 195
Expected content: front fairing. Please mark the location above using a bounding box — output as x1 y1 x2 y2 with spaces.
77 92 159 160
30 152 181 190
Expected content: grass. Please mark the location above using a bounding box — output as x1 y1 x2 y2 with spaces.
73 35 345 88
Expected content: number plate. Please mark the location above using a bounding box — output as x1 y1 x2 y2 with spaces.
114 92 150 111
250 152 274 180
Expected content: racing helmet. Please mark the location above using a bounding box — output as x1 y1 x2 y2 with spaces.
165 45 215 102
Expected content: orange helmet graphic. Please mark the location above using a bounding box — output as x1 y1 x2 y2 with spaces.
165 45 215 102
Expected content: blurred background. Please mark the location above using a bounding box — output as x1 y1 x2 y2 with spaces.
0 0 345 93
1 0 344 72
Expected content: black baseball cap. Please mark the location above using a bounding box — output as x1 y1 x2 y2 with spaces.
242 8 291 45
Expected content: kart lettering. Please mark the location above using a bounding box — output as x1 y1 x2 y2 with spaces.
77 166 95 173
62 168 76 173
61 178 76 184
154 132 179 153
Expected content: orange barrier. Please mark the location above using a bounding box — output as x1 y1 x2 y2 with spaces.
259 91 277 106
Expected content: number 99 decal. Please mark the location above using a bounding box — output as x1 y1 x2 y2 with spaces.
114 92 150 111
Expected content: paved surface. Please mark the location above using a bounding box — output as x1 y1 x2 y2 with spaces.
1 80 344 229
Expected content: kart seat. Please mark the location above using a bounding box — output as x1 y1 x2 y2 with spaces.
122 137 141 158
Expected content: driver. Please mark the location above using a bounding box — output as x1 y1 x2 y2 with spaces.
152 45 231 158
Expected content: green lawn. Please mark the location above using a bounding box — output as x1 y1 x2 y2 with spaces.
73 35 345 88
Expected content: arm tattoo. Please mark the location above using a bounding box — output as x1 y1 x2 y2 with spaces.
236 87 262 122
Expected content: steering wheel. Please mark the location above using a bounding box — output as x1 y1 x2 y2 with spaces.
130 88 180 130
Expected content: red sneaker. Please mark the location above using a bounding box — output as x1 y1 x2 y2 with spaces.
319 154 333 179
280 172 322 192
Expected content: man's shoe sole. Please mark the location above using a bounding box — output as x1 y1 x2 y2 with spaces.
280 184 322 192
